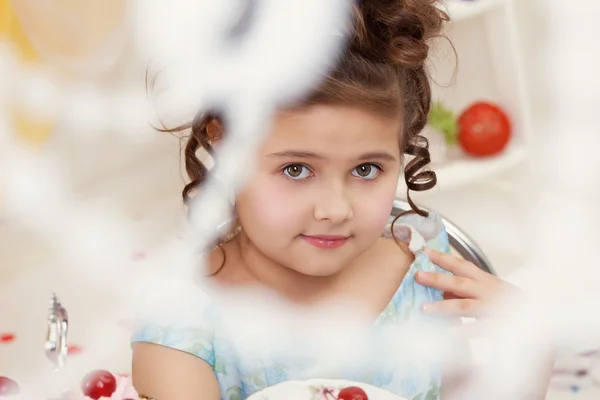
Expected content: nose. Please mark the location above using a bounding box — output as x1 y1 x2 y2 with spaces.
313 181 353 223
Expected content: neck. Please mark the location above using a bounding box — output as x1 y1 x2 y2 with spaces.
235 231 341 304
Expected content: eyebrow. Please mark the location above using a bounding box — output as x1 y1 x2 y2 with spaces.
268 150 397 162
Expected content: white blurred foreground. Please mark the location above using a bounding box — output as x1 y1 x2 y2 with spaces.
0 0 600 399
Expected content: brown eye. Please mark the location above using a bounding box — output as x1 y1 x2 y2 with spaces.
283 164 310 179
352 164 380 180
356 164 372 177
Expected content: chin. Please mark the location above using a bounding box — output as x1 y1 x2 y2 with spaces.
289 258 350 277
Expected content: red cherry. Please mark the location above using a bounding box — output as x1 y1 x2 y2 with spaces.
67 344 83 355
0 333 16 343
81 370 117 400
0 376 20 396
338 386 369 400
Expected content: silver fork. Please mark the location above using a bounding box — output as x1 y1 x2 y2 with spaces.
45 293 68 370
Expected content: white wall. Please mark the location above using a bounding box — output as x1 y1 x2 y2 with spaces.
512 0 552 122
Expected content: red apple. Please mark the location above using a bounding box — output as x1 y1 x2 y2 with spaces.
457 101 512 157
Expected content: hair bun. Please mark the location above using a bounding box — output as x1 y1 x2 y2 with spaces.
350 0 448 69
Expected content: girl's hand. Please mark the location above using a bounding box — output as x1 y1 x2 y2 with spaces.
415 248 519 318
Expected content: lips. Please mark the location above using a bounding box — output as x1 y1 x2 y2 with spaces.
301 234 350 249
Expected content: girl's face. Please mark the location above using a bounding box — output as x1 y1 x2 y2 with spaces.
235 104 403 277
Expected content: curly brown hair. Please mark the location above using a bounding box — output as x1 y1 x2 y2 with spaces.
163 0 449 217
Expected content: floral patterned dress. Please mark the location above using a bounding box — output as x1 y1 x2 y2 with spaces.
132 212 452 400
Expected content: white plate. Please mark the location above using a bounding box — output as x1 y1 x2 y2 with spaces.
248 379 408 400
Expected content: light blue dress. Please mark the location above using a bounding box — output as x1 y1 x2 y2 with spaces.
132 212 452 400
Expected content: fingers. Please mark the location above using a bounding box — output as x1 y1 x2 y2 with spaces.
417 248 518 320
415 271 486 299
424 248 487 280
443 292 461 300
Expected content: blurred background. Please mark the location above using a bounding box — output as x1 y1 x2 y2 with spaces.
0 0 598 399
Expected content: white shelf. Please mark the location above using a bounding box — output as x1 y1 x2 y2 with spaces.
445 0 507 22
396 143 526 197
411 0 532 197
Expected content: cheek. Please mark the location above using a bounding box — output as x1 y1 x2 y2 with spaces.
356 177 398 232
236 176 307 234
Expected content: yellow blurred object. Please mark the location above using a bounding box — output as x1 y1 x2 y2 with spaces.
11 109 56 148
0 0 54 146
0 0 40 62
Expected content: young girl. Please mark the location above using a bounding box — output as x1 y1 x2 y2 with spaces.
131 1 516 399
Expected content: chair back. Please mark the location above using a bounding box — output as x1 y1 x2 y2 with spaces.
390 199 495 275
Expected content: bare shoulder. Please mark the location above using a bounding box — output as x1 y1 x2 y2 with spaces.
132 342 220 400
350 236 415 281
347 237 415 314
371 235 415 269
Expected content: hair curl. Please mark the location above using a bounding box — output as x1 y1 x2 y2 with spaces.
162 0 449 219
